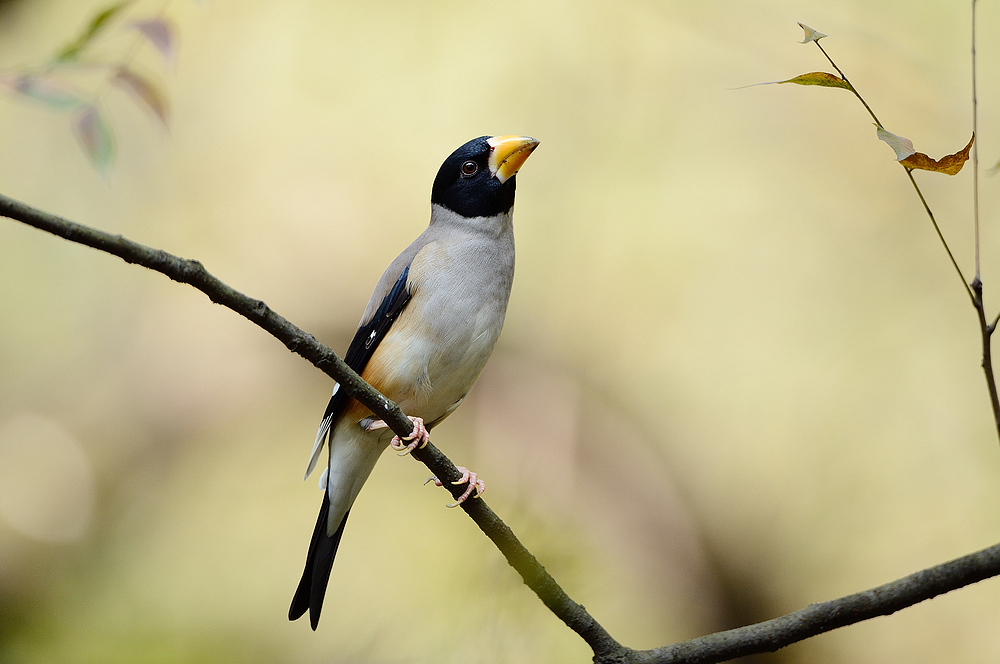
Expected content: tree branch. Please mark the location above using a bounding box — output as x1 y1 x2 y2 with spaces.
634 540 1000 664
5 190 1000 663
971 279 1000 443
0 191 626 661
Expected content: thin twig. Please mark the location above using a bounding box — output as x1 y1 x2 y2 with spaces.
972 0 981 283
815 41 883 128
815 29 1000 442
811 40 973 302
903 168 975 302
965 1 1000 442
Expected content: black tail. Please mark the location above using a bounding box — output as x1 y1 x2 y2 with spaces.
288 494 350 629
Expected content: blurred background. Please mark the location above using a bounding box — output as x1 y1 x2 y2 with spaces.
1 0 999 662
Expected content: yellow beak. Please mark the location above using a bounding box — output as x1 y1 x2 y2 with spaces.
487 135 540 183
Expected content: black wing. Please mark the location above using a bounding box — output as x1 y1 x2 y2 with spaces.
288 263 413 629
316 263 413 428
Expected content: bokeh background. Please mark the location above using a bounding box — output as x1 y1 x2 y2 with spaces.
2 0 999 662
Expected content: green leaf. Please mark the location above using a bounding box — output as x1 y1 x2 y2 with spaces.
2 74 82 109
56 0 134 62
73 105 116 175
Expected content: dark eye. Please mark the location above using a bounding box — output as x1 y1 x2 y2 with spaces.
461 160 478 176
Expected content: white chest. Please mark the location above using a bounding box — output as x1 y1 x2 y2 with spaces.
363 231 514 421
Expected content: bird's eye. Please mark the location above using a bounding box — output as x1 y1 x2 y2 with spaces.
461 160 478 176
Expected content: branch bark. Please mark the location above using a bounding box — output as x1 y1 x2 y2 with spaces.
971 278 1000 443
4 190 1000 664
634 540 1000 663
0 192 626 662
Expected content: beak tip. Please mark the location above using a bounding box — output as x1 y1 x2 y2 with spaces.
488 135 540 183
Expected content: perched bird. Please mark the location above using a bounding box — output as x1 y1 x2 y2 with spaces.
288 135 539 629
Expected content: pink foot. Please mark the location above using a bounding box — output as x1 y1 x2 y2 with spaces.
389 417 429 456
424 466 485 507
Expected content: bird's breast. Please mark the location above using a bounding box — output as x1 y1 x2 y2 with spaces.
361 235 513 422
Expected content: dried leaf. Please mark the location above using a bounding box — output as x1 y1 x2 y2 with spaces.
876 128 975 176
111 67 169 125
779 72 851 90
73 105 116 175
876 127 916 161
798 22 827 44
3 73 82 109
900 134 975 175
57 0 134 62
129 18 176 65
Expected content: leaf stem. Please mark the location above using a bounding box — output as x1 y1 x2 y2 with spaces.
814 41 883 128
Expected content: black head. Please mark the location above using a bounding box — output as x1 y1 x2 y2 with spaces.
430 135 538 218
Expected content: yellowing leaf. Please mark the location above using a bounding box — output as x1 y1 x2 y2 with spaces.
73 105 115 175
900 133 975 175
111 67 169 125
876 127 916 161
735 71 850 91
779 72 851 90
798 23 827 44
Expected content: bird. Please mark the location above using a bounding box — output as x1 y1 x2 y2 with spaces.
288 135 539 629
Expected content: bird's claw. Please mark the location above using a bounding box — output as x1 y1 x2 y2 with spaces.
390 417 428 456
424 466 485 507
